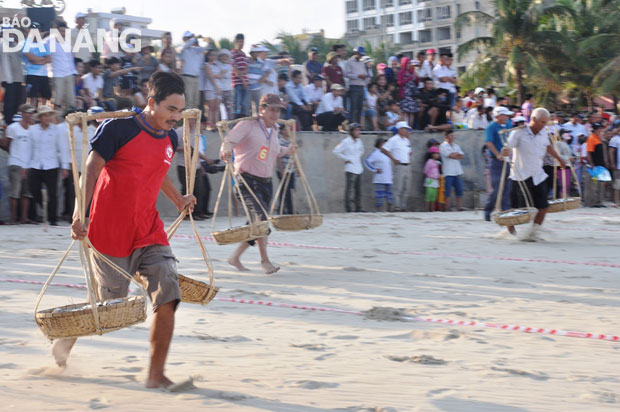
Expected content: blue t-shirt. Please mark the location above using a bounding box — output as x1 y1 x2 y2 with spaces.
247 58 265 90
305 60 323 79
23 39 50 76
485 119 513 151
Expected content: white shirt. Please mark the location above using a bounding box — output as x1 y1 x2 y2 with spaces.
484 96 496 108
82 73 103 97
216 61 232 92
332 136 364 175
304 84 324 104
29 123 70 170
56 122 92 170
439 141 464 176
417 60 436 87
364 148 393 184
562 121 587 146
316 92 343 115
366 92 378 110
6 122 32 168
261 63 279 95
507 125 550 184
46 35 76 77
609 135 620 170
383 134 412 164
433 64 456 93
468 112 488 130
180 38 207 76
173 126 200 169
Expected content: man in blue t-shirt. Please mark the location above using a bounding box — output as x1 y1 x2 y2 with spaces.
304 47 322 82
484 106 514 221
22 24 51 107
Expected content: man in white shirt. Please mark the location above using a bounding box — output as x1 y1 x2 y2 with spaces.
440 130 465 211
501 108 566 240
47 21 77 108
82 60 104 102
345 47 368 124
180 31 207 109
562 112 588 148
417 48 437 88
381 121 413 211
1 104 35 223
332 123 364 212
608 126 620 205
466 105 488 130
72 12 92 63
316 84 347 131
433 52 457 108
304 74 324 112
28 106 70 226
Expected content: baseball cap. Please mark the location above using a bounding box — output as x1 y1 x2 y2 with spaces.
427 48 437 54
493 106 514 117
428 146 440 153
395 121 412 131
348 122 361 131
592 122 603 130
330 83 345 91
360 55 373 63
259 94 284 108
250 44 270 53
18 103 35 114
512 115 526 123
183 31 194 38
75 12 87 19
309 47 318 53
474 87 485 95
312 74 325 81
355 46 366 55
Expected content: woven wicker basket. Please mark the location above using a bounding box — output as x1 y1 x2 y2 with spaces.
212 221 270 245
35 296 147 340
270 214 323 231
178 274 219 305
547 197 581 213
493 207 537 226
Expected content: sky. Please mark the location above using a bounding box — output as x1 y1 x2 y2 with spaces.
6 0 346 49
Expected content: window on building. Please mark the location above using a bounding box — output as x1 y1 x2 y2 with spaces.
417 8 432 22
363 0 376 11
475 0 480 10
381 14 395 27
381 0 394 7
399 11 413 25
418 29 432 43
436 5 451 20
456 26 461 39
399 0 412 5
363 17 377 30
437 27 451 41
458 66 466 74
456 4 461 14
346 0 359 13
347 19 359 32
399 31 413 44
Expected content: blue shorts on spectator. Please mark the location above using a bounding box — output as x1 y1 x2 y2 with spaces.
374 183 393 212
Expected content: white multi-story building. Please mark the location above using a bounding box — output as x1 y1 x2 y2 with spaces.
344 0 492 73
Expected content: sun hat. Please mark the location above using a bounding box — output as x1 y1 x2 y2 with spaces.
326 52 338 63
330 83 345 91
493 106 514 117
395 121 412 131
250 44 270 53
34 105 57 120
259 94 284 108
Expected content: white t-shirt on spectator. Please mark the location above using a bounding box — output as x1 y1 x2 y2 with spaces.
6 122 32 168
316 93 343 115
439 141 464 176
433 64 456 93
304 84 324 104
366 93 378 110
383 134 412 164
82 73 103 98
46 36 76 77
609 135 620 170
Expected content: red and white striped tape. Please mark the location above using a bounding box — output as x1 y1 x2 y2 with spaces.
3 278 618 343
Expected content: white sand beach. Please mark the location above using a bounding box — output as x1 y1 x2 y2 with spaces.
0 209 619 411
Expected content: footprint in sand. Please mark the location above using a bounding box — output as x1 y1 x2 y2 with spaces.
579 390 620 404
295 380 339 390
387 355 447 365
89 397 110 409
333 335 359 340
290 343 328 351
0 363 17 369
315 353 336 361
490 367 549 381
122 355 138 363
119 367 142 373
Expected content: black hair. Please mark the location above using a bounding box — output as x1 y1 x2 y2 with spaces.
291 70 302 79
397 53 404 59
235 33 244 40
74 57 83 65
204 49 215 62
139 78 149 86
477 105 485 112
148 71 185 104
368 82 378 90
416 51 426 57
386 100 397 107
55 20 68 29
163 31 171 36
444 129 454 137
277 73 289 81
116 97 133 111
422 77 433 83
526 93 534 100
88 59 101 68
374 137 385 148
440 52 453 58
333 44 345 52
105 57 120 66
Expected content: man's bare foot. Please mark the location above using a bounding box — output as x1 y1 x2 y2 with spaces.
228 256 250 272
51 338 77 367
261 260 280 274
146 374 174 389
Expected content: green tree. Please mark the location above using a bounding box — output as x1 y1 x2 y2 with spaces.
456 0 573 104
362 40 400 64
217 37 234 50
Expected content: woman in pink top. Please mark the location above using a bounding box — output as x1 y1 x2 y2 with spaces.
220 94 296 274
424 146 441 212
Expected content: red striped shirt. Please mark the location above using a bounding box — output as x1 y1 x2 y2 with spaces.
231 49 248 86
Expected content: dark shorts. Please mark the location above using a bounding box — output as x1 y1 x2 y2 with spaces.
26 75 52 99
512 177 549 210
239 173 273 245
444 175 464 198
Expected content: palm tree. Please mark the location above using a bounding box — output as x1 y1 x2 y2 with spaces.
217 37 234 50
362 40 400 64
456 0 574 104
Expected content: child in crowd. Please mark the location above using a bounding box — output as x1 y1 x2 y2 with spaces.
102 57 142 111
364 137 393 212
384 100 402 131
216 49 233 120
363 82 380 131
74 58 88 110
424 146 441 212
133 79 149 109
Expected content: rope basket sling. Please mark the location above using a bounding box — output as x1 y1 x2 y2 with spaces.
493 127 537 226
212 117 270 245
546 127 582 213
158 108 218 305
269 119 322 231
35 111 148 340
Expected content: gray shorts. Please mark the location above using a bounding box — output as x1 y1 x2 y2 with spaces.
8 165 32 199
614 170 620 190
92 244 181 312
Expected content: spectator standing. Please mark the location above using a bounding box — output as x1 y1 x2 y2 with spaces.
23 24 51 108
216 49 234 120
0 26 25 124
46 21 76 109
231 33 250 118
285 70 313 131
562 112 588 149
276 124 296 215
424 146 441 212
521 94 534 121
332 123 364 213
483 106 514 221
119 45 139 96
159 48 176 72
137 43 159 82
28 106 70 225
397 58 419 128
364 137 393 212
2 104 35 223
202 49 222 128
584 122 607 207
72 12 92 63
609 127 620 205
180 31 207 109
440 130 465 211
82 60 104 105
159 31 177 72
345 46 368 124
417 49 437 87
303 47 322 83
382 121 413 211
364 82 380 131
322 52 344 90
246 44 271 114
384 56 399 84
316 84 347 131
433 52 457 108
